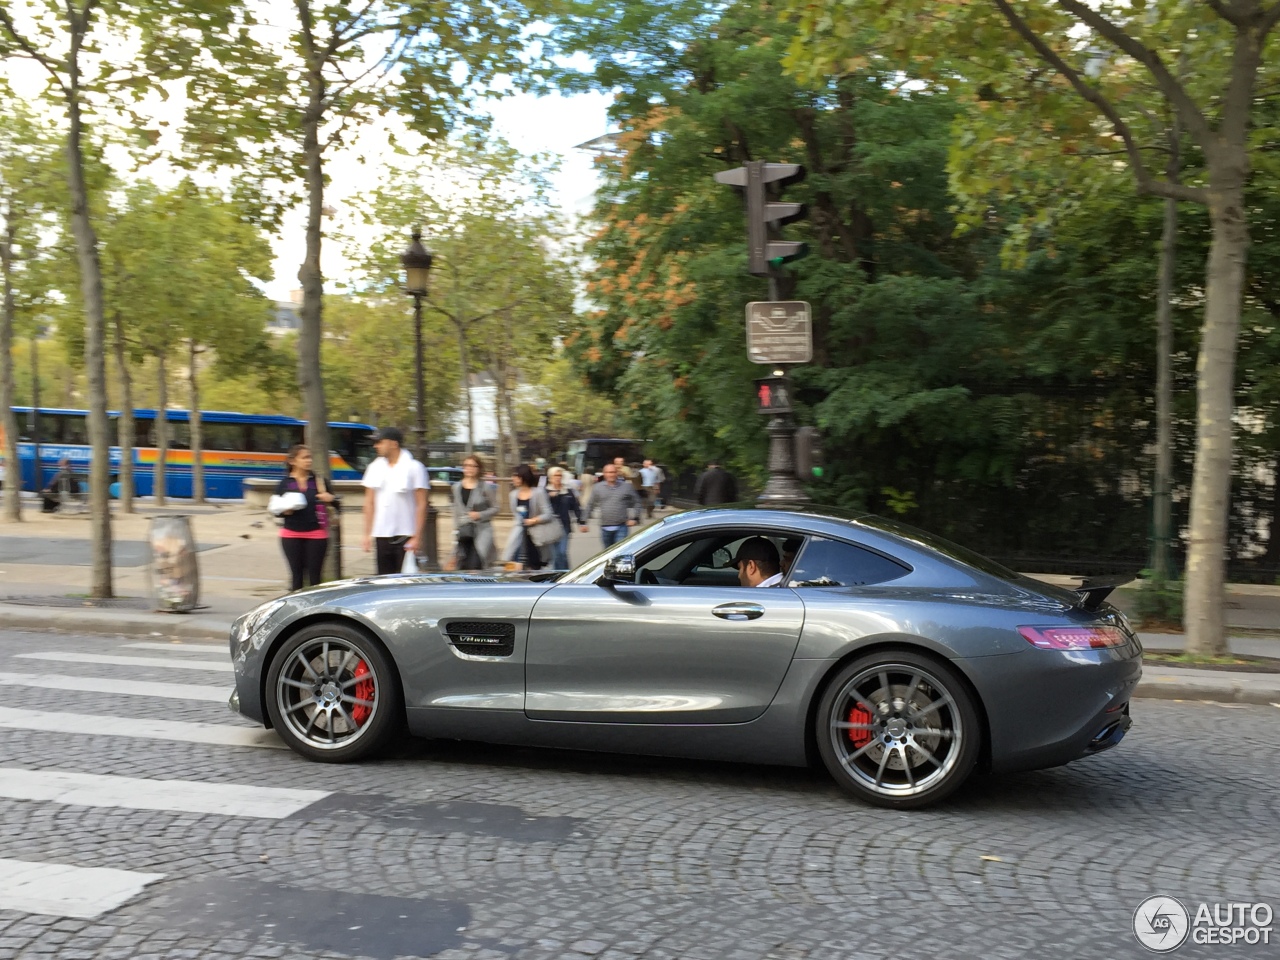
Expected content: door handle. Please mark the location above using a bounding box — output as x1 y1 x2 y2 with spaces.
712 602 765 621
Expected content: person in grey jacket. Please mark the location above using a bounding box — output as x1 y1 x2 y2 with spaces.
449 454 500 569
581 461 640 548
501 463 557 569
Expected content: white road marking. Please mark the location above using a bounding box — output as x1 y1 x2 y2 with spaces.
0 707 284 749
0 857 164 919
0 768 328 819
121 642 228 654
14 652 232 672
0 671 229 703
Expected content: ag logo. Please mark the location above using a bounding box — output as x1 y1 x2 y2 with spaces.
1134 896 1190 952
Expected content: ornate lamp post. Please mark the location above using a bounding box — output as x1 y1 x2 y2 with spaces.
400 227 439 571
542 409 555 462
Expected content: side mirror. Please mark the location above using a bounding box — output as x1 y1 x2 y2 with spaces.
601 555 636 584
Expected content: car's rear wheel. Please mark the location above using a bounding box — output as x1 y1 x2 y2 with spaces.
815 649 980 808
264 622 401 762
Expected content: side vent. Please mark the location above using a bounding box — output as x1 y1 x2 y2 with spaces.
443 621 515 658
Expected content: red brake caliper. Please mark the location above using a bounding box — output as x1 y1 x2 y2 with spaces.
847 705 874 748
351 660 374 725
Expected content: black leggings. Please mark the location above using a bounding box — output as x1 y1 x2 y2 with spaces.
281 537 328 591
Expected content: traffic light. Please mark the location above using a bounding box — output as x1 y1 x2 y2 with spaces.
715 161 809 276
754 376 793 414
794 425 824 479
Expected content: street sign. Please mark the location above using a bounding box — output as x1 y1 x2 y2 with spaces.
746 301 812 364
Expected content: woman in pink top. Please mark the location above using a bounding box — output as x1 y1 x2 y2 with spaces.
275 444 336 591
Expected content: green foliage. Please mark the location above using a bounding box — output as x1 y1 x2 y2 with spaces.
1132 568 1184 629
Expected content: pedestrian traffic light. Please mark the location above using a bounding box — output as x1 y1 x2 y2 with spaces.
715 161 809 276
754 376 792 414
794 425 824 479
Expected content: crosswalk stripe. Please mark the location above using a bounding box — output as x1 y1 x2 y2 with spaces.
0 671 229 703
0 768 328 818
0 857 165 919
121 642 228 654
0 706 284 749
15 652 232 672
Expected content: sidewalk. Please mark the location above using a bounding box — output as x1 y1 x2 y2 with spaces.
0 500 1276 706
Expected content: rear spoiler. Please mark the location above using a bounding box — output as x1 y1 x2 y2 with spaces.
1072 574 1137 612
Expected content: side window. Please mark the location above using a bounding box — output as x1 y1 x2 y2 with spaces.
787 537 909 588
203 423 247 451
61 415 90 445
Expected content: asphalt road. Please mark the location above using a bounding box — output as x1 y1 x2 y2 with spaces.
0 626 1277 960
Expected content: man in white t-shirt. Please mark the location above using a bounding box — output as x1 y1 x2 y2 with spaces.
361 426 429 574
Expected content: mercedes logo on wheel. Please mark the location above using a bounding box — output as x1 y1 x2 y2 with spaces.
1133 896 1190 952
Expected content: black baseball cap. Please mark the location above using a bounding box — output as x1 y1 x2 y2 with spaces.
371 426 404 444
730 537 779 568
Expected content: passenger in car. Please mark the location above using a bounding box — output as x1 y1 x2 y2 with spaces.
731 537 783 588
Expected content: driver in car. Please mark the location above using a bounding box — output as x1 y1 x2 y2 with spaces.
732 537 783 588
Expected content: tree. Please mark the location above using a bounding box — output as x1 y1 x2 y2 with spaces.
780 0 1280 654
0 89 63 522
184 1 560 487
0 0 256 597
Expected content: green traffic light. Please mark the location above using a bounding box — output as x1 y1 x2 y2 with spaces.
812 466 824 478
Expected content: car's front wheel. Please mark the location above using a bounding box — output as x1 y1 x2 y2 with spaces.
815 649 980 808
264 622 401 762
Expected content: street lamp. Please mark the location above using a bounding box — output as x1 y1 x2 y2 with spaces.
542 409 555 462
400 226 439 571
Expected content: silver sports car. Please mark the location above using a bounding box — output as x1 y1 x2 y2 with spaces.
229 506 1141 808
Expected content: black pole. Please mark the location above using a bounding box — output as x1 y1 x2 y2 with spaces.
30 332 40 492
412 292 440 571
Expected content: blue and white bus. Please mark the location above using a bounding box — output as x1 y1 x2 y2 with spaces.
0 407 375 499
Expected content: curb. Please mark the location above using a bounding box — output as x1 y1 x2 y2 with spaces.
1134 675 1280 706
0 605 234 642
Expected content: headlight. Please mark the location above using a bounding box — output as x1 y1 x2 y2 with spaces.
234 599 287 654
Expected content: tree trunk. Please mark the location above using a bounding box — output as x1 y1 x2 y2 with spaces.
456 324 475 456
155 352 168 506
1265 453 1280 569
1183 178 1248 656
0 214 20 522
64 61 112 598
1151 186 1178 579
111 309 134 513
189 339 204 504
296 44 330 487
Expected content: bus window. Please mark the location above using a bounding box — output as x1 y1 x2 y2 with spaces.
31 413 63 443
203 423 248 451
333 426 374 470
61 414 90 446
248 425 303 453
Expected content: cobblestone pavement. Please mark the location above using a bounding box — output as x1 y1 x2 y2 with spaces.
0 627 1277 960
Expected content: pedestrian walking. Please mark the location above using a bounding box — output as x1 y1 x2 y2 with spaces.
361 426 429 575
639 458 666 517
272 444 336 591
545 466 585 570
40 457 79 513
448 454 499 570
583 461 640 548
695 459 738 506
501 463 558 571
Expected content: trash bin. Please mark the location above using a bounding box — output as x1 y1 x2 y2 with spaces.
148 515 200 613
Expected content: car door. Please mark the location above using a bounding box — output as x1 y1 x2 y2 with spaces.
524 540 806 724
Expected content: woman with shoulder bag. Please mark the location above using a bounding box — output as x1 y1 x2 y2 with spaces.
270 444 336 591
449 454 499 570
544 466 584 570
501 463 559 571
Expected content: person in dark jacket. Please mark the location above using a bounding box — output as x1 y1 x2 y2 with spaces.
695 459 738 506
275 444 336 591
545 466 584 569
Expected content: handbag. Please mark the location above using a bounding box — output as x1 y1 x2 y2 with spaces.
529 492 565 549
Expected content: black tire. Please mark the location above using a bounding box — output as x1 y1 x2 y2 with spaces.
264 621 402 762
815 649 981 809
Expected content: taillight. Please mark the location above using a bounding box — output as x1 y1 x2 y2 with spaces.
1017 625 1128 650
